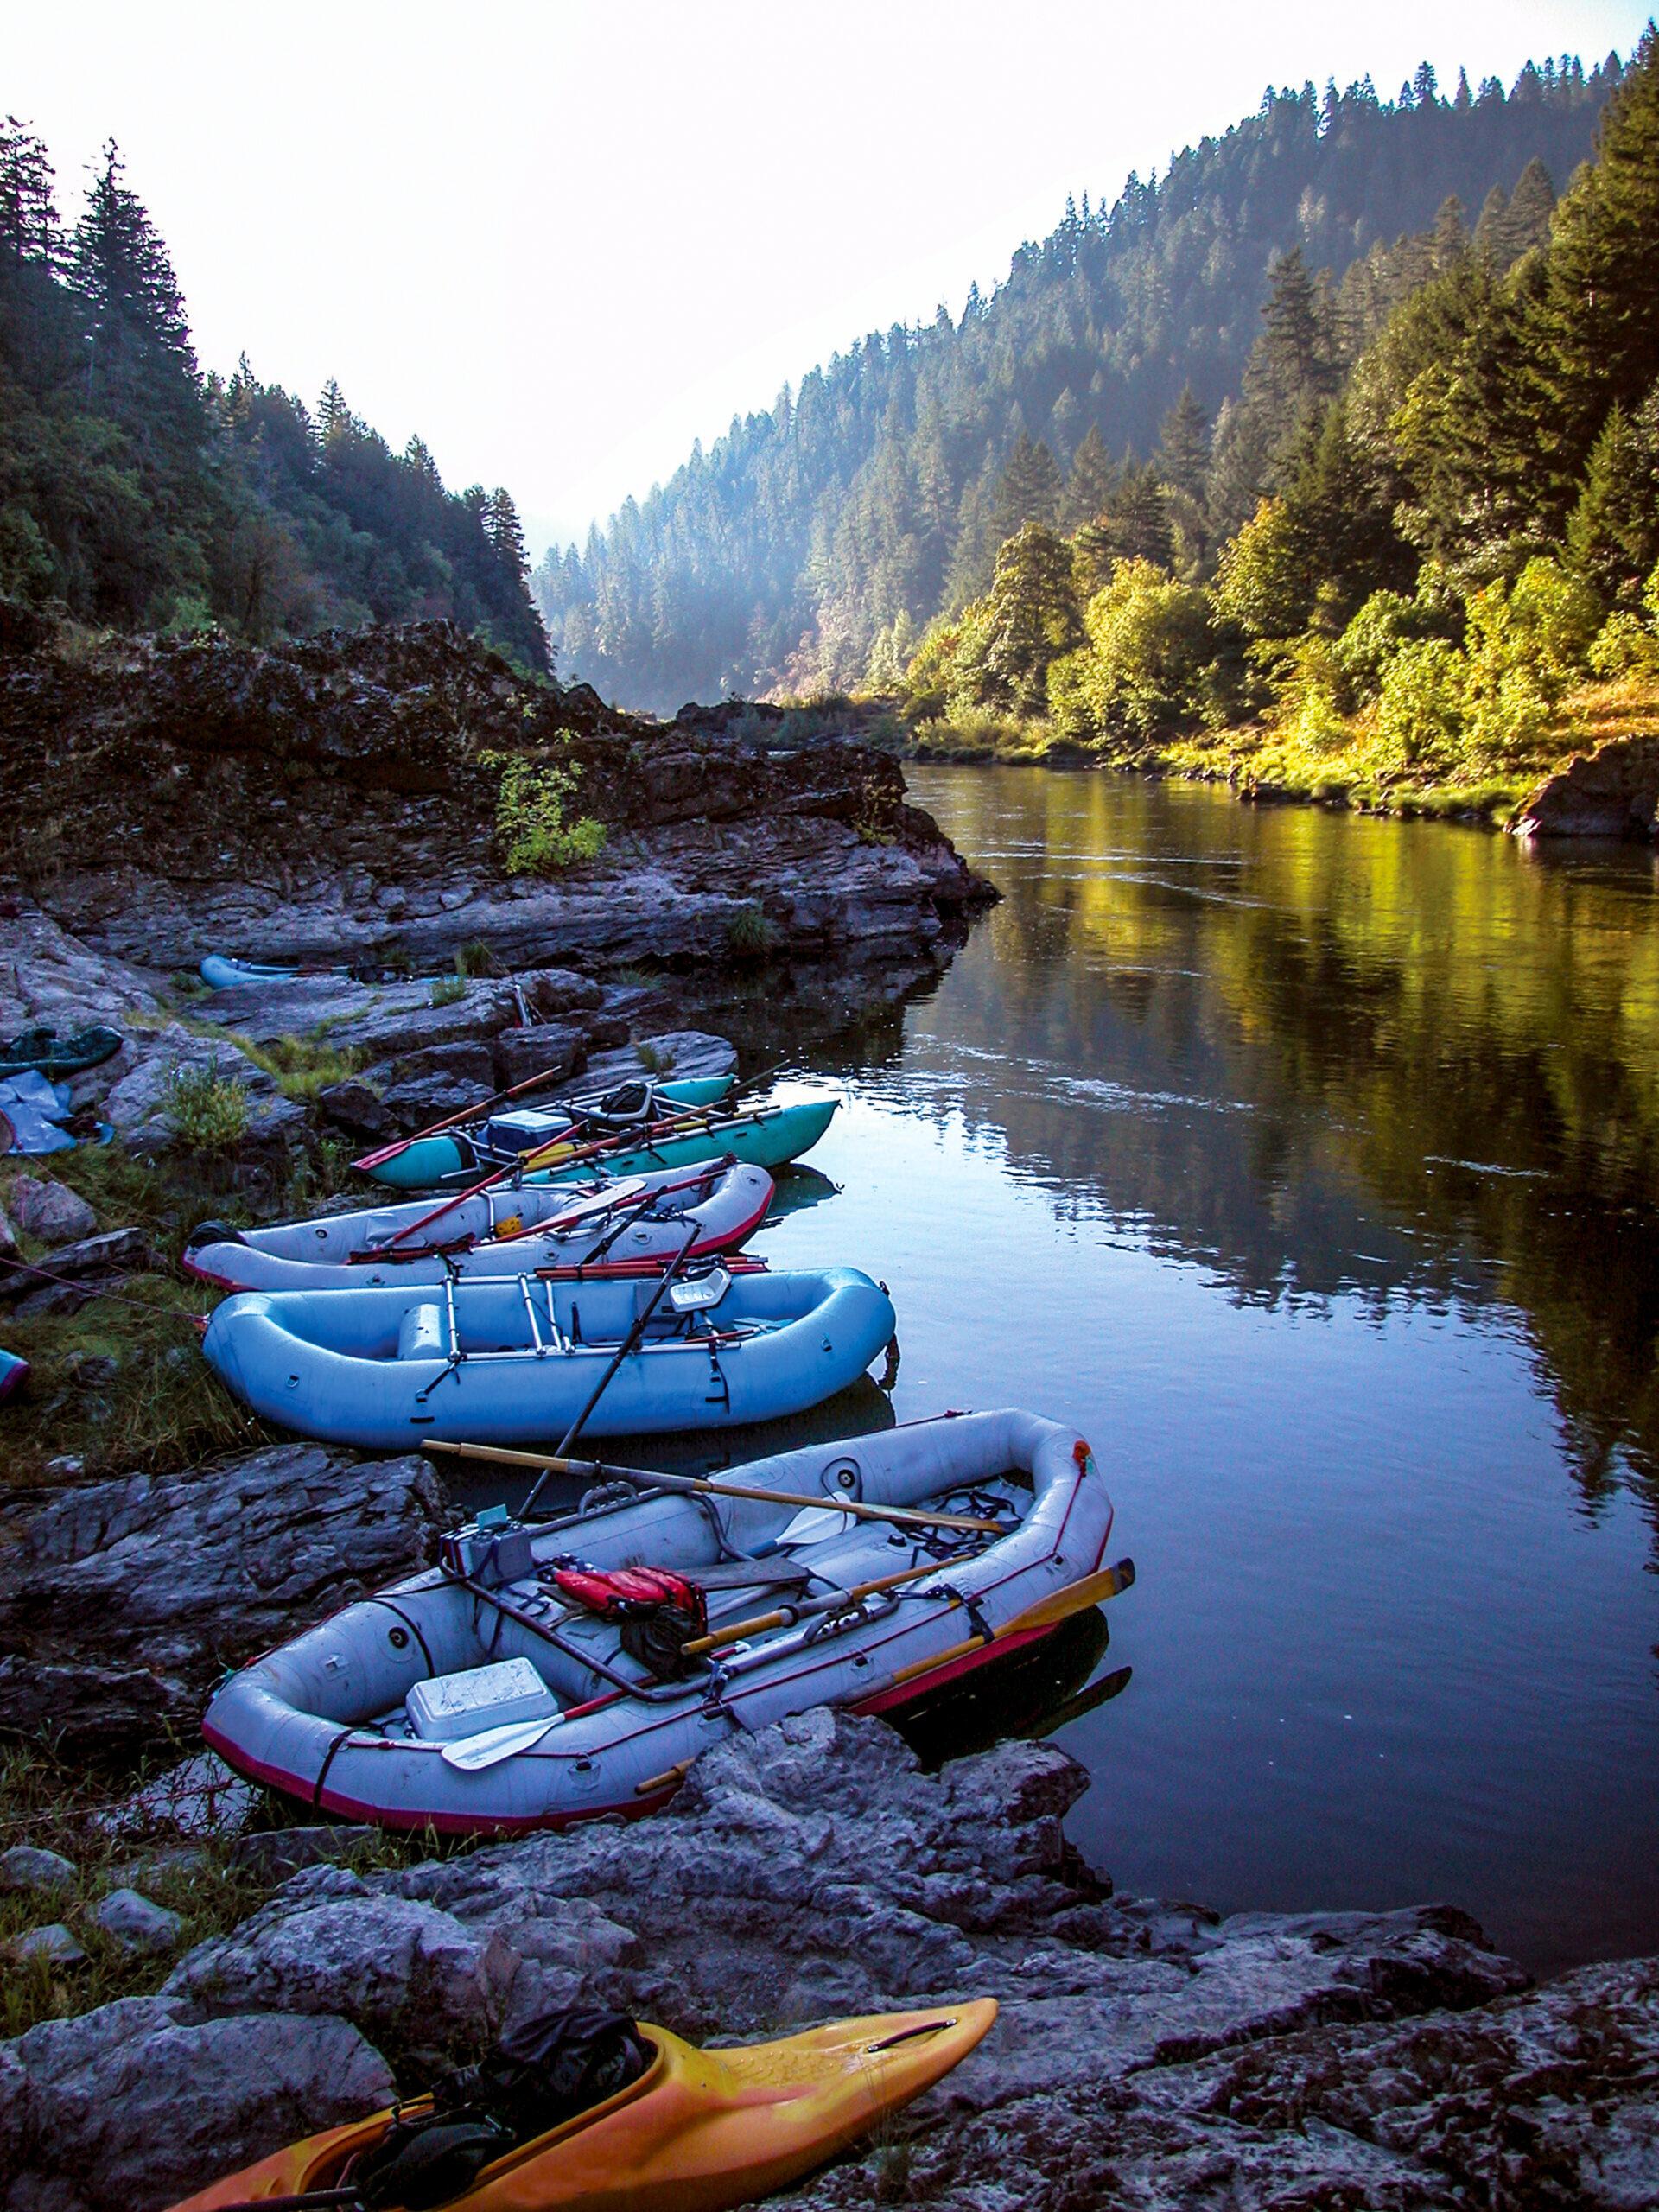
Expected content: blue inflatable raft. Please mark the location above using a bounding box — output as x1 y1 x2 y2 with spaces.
201 1264 896 1450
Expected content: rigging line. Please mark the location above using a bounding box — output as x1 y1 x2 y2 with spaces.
0 1254 208 1325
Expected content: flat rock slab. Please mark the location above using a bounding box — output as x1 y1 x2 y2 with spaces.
579 1030 739 1091
0 1443 448 1756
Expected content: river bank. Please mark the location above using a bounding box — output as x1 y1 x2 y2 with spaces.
897 667 1659 836
6 1705 1656 2212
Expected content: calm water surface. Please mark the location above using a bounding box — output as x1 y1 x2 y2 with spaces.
752 767 1659 1977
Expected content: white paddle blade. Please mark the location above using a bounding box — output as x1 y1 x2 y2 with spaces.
778 1505 856 1546
441 1715 561 1772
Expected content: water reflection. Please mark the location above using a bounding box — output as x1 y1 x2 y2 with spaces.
738 766 1659 1974
895 772 1659 1535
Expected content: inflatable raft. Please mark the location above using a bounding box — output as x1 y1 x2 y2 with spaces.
202 1409 1122 1834
166 2002 997 2212
198 954 299 990
362 1075 739 1190
200 1263 896 1450
183 1159 775 1293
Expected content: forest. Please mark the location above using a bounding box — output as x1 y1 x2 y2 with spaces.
898 31 1659 810
0 128 548 670
534 51 1628 718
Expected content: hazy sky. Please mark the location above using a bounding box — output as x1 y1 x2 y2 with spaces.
9 2 1650 558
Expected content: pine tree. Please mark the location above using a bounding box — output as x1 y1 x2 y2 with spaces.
1061 424 1116 528
1544 28 1659 492
977 523 1084 712
1104 461 1176 569
71 141 199 432
1565 389 1659 604
484 486 529 575
992 434 1063 539
0 116 60 268
317 378 352 445
1155 387 1211 499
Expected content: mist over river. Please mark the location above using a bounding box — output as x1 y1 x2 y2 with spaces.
734 766 1659 1977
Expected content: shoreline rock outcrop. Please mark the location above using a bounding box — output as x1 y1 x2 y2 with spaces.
0 620 995 974
3 1709 1651 2211
1513 732 1659 839
0 1444 447 1758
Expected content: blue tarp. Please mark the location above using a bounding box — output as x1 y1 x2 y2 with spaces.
0 1070 78 1154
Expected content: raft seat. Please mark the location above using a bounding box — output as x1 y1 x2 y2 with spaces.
397 1303 446 1361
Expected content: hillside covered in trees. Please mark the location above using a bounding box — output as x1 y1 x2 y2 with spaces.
0 129 547 669
534 53 1624 711
901 29 1659 814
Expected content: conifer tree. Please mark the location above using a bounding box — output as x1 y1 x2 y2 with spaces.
1061 423 1116 529
1104 461 1176 569
1565 388 1659 604
992 434 1063 539
978 524 1084 711
71 141 198 432
0 117 60 268
1155 387 1211 499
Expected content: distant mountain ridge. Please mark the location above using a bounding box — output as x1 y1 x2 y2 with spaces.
536 54 1624 712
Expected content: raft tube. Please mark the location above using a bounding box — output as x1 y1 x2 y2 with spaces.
183 1160 775 1293
201 1410 1119 1835
200 1263 896 1449
166 2002 998 2212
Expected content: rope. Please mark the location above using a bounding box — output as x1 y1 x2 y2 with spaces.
0 1254 208 1325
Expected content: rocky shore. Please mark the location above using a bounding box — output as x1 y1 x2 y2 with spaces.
0 614 993 972
3 1705 1654 2211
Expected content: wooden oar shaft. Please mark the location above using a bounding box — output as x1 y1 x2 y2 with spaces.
683 1555 960 1656
423 1440 1003 1535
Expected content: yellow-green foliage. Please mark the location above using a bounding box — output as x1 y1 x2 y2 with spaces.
1051 559 1217 747
233 1032 361 1100
481 750 606 875
161 1062 250 1148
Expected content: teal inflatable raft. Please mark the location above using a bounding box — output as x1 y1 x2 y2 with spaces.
363 1075 752 1191
201 1263 896 1450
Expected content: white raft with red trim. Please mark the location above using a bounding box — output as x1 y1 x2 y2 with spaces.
201 1409 1116 1835
182 1160 773 1293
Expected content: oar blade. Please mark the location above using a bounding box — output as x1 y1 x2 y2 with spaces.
1005 1558 1135 1636
440 1716 560 1771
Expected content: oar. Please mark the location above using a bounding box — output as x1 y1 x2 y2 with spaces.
442 1714 563 1771
682 1555 973 1657
352 1058 581 1173
887 1559 1137 1688
518 1223 703 1520
423 1440 1006 1537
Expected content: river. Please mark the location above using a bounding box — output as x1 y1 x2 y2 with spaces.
747 765 1659 1978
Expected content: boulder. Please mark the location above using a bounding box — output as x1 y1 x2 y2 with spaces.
0 1846 77 1897
579 1030 739 1092
228 1827 377 1883
3 1174 97 1247
0 1227 158 1302
1512 733 1659 840
3 1922 86 1968
89 1889 183 1955
0 1444 448 1755
1 1998 392 2212
0 1709 1580 2212
492 1020 584 1090
99 1753 257 1842
101 1025 307 1170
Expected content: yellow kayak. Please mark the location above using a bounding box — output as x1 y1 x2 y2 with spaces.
168 2001 997 2211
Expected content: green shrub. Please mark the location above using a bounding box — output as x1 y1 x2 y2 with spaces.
429 975 467 1007
481 750 607 874
1588 611 1659 679
1377 639 1467 772
1063 558 1215 745
455 938 497 976
232 1032 360 1101
726 903 781 959
162 1062 250 1149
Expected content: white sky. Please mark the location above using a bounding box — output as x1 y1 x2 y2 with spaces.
8 2 1650 559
